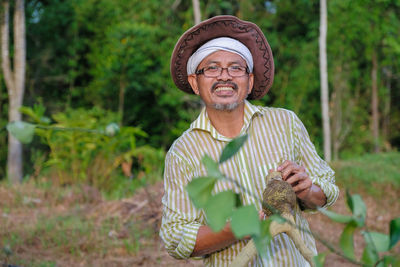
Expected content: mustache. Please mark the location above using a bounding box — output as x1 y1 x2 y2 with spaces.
211 81 238 91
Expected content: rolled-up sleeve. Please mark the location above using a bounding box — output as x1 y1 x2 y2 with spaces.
159 151 203 259
291 112 339 209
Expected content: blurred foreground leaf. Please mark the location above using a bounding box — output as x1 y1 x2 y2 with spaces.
346 192 366 227
186 177 216 209
219 134 248 164
361 231 389 264
389 217 400 249
6 121 36 144
204 191 235 232
313 252 327 267
202 155 223 179
253 219 272 258
105 122 120 136
231 204 260 238
340 222 356 260
318 208 354 224
362 231 390 252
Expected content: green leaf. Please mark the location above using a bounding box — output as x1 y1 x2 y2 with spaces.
340 222 357 260
6 121 36 144
318 208 354 224
383 255 400 266
253 219 272 258
269 214 286 224
219 134 248 164
19 106 41 123
346 192 366 227
186 177 216 209
105 122 120 136
362 231 390 252
361 231 380 264
202 155 222 179
204 191 235 232
361 248 378 266
313 252 328 267
234 193 242 208
231 205 260 238
389 217 400 249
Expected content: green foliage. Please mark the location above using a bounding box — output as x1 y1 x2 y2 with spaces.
219 134 248 163
313 252 328 267
6 121 36 144
319 189 399 265
202 155 223 179
13 105 164 191
346 192 367 227
204 191 236 232
186 136 400 266
252 219 273 259
186 177 216 209
390 218 400 249
339 222 357 260
1 0 398 178
332 152 400 196
231 205 260 238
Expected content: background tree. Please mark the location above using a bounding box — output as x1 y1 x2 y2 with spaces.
192 0 201 24
1 0 26 183
0 0 399 179
319 0 331 161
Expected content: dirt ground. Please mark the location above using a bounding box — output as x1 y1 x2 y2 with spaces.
132 182 400 267
1 181 399 267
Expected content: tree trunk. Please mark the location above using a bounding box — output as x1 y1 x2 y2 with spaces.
382 67 391 151
118 77 126 125
371 50 380 153
319 0 331 161
192 0 201 25
1 0 26 183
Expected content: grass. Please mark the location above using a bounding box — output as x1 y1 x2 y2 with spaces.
332 152 400 197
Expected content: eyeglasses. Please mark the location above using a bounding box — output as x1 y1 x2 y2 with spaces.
195 65 249 77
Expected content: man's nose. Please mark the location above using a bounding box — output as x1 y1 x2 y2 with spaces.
217 68 232 80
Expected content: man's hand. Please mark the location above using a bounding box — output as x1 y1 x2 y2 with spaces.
276 160 312 200
276 160 326 209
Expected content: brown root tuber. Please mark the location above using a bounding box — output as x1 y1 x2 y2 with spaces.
230 171 315 267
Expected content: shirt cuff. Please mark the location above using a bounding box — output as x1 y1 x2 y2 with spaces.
312 177 339 209
175 223 202 259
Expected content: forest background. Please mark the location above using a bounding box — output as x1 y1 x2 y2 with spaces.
0 0 400 266
0 0 399 183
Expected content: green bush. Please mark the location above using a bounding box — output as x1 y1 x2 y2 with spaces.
17 105 164 192
332 152 400 196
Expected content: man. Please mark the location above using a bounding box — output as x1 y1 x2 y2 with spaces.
160 15 339 266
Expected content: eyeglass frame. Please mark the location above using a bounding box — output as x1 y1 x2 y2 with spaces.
195 65 250 77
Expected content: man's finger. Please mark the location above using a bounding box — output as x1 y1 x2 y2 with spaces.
292 178 312 193
286 172 306 186
277 160 291 172
280 163 299 180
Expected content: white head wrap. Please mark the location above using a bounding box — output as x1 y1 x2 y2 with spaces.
186 37 253 75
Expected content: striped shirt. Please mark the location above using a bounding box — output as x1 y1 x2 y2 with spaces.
160 101 339 267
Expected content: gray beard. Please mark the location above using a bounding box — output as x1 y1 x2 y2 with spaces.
210 91 249 111
212 102 240 111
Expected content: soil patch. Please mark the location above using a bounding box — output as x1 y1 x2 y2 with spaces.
1 181 399 266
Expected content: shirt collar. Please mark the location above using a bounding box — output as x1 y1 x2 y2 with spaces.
190 100 263 141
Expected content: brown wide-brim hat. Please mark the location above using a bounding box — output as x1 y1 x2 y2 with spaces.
171 15 274 100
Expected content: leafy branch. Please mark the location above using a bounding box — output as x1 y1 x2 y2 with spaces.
185 135 400 266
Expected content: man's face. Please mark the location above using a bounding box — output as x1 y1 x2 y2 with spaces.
188 50 254 111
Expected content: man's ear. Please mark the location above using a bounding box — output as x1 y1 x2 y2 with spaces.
188 74 200 95
248 73 254 95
